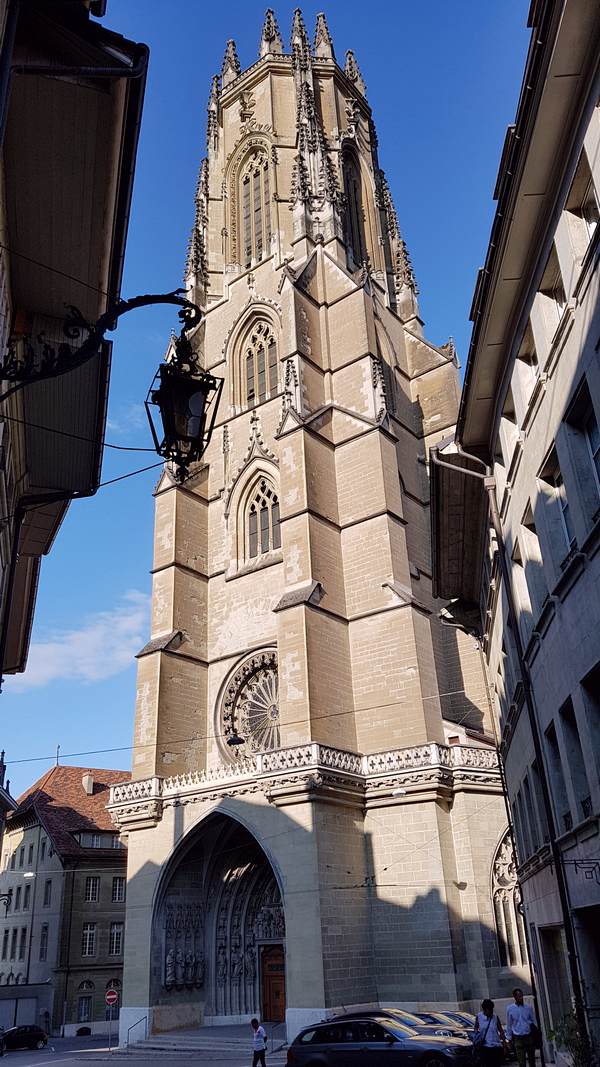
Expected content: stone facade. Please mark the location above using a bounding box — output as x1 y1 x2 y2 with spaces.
114 9 526 1043
430 2 600 1061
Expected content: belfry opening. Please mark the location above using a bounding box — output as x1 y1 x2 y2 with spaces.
153 814 285 1028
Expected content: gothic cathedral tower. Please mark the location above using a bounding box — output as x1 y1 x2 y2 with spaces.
110 10 527 1041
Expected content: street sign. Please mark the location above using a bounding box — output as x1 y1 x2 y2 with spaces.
105 989 118 1007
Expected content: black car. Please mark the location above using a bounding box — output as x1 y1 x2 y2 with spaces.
287 1016 474 1065
325 1009 470 1042
1 1026 48 1051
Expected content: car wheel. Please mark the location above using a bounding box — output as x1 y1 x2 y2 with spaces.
421 1057 448 1067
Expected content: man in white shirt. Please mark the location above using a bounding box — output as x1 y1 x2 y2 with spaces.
250 1017 267 1067
506 988 537 1066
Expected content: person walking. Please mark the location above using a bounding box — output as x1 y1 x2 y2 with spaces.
473 999 508 1065
250 1017 267 1067
506 988 538 1066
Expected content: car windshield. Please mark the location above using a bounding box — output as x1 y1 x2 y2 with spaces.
385 1023 415 1039
385 1009 423 1026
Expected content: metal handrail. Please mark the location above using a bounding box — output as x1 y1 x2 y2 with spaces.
126 1015 148 1049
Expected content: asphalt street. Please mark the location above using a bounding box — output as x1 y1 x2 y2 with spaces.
1 1037 288 1067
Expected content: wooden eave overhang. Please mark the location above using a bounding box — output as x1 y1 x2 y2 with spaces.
430 444 488 604
1 2 148 673
458 0 600 459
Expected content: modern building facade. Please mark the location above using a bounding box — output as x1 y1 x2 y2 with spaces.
0 766 129 1035
431 0 600 1060
109 10 529 1044
0 1 147 679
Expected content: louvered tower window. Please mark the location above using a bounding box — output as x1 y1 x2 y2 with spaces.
241 152 271 268
244 322 278 408
248 478 281 559
343 152 366 267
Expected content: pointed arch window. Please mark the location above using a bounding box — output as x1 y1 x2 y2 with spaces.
492 830 528 969
247 478 281 559
241 151 271 268
244 321 278 408
342 151 366 268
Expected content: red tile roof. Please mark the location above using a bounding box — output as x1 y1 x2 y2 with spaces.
10 766 130 858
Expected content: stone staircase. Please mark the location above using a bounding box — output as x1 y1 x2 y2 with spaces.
120 1023 287 1057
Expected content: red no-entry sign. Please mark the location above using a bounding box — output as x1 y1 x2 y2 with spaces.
105 989 119 1007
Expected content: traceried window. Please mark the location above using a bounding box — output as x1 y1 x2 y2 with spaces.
342 150 366 268
492 830 528 969
247 478 281 559
244 322 278 409
241 151 271 268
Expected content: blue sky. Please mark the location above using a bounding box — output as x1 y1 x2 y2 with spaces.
2 1 530 797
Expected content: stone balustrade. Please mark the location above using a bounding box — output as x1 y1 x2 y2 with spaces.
108 741 499 811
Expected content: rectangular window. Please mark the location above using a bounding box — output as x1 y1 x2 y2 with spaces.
559 698 591 823
39 924 48 962
2 853 7 871
10 928 17 960
520 504 548 615
585 409 600 495
40 841 46 862
81 923 96 957
112 877 126 904
545 721 571 833
538 244 566 333
523 774 539 852
10 852 15 870
1 930 8 960
14 886 21 911
109 922 124 956
538 448 577 558
18 848 24 869
91 834 101 849
23 885 31 911
77 996 92 1024
565 149 599 250
85 876 100 903
27 844 34 866
43 880 52 907
18 927 26 961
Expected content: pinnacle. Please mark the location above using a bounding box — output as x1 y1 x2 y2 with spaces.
260 9 283 57
314 12 334 60
221 39 241 87
345 49 367 96
290 8 311 53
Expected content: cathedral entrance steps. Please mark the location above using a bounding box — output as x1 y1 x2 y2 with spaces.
124 1023 287 1055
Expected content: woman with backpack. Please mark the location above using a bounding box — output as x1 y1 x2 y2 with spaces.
473 998 509 1065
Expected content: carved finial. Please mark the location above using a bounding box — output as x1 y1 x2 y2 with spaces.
260 9 283 56
314 13 334 60
221 39 241 87
207 75 219 151
345 50 366 96
291 8 311 65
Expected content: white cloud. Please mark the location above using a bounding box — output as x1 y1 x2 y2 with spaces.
106 402 146 438
7 591 150 692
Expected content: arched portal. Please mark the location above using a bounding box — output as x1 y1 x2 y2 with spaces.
152 812 285 1025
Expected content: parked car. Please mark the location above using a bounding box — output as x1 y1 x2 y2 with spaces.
413 1012 476 1039
2 1026 47 1050
287 1016 474 1065
327 1008 470 1042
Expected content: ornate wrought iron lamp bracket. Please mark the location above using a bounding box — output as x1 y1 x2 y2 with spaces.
0 289 202 402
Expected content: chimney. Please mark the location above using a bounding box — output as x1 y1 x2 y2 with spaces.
82 773 94 796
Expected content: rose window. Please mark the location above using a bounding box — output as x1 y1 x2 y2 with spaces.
222 650 280 754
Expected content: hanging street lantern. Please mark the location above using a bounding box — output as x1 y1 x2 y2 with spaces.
145 321 223 482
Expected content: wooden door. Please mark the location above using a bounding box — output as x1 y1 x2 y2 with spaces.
261 944 285 1022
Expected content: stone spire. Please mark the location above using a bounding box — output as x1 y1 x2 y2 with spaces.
259 9 284 57
290 8 311 70
345 49 367 96
221 39 240 87
314 12 334 60
206 74 219 153
185 158 209 303
379 170 420 323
